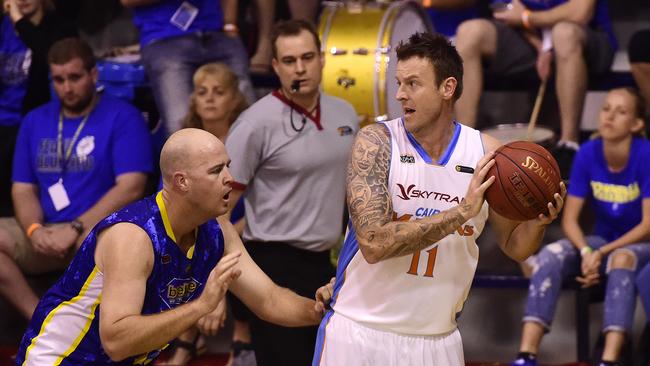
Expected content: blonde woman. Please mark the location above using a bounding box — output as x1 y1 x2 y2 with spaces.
162 63 254 366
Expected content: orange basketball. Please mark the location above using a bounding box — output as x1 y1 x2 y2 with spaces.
485 141 561 221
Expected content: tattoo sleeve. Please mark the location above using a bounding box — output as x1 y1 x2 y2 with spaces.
347 124 471 262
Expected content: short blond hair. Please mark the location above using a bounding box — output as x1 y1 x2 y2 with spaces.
182 63 248 130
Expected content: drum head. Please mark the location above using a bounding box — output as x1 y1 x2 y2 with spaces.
385 3 432 120
482 124 556 148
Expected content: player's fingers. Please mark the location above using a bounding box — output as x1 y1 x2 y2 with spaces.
217 266 239 285
212 254 241 277
552 192 564 210
205 318 219 336
475 151 496 171
477 175 496 192
559 181 567 198
314 301 325 314
476 159 496 183
475 158 495 179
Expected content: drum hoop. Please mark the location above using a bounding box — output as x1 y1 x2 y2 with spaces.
374 3 396 118
319 5 338 56
483 123 553 133
482 123 555 144
376 2 435 120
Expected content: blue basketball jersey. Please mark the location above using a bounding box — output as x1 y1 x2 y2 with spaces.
16 192 225 365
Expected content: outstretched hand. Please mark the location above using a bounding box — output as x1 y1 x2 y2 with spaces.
198 251 242 311
314 277 336 314
530 181 567 226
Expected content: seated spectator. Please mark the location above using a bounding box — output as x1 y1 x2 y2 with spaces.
120 0 255 136
0 38 152 321
454 0 618 179
628 29 650 114
0 0 76 217
248 0 320 74
510 87 650 366
162 63 254 366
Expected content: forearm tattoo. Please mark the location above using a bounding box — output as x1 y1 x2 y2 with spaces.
347 124 470 261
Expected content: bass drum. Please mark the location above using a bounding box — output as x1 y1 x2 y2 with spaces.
318 1 433 126
482 124 556 149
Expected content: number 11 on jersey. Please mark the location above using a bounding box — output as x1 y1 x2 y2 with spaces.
407 245 438 277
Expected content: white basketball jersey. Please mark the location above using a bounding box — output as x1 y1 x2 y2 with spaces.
332 118 489 336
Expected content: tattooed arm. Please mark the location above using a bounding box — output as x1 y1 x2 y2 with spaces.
348 124 496 264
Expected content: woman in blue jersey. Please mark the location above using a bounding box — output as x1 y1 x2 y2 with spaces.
163 63 252 366
510 87 650 366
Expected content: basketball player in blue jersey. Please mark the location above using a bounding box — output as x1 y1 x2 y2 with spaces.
16 128 333 366
312 32 567 366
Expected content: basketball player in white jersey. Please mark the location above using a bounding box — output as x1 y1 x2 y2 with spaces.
312 32 567 366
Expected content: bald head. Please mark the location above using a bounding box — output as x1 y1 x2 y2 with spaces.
160 128 226 186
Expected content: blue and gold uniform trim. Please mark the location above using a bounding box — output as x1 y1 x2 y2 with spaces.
23 267 103 365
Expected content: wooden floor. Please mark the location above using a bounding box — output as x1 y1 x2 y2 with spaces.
0 344 593 366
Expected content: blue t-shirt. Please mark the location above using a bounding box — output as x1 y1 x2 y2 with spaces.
0 16 29 127
427 7 478 38
12 93 153 222
568 138 650 242
133 0 224 47
519 0 618 50
16 193 225 365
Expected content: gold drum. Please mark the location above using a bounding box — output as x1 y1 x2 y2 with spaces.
318 1 433 126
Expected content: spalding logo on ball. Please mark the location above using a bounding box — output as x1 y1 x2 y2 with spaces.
485 141 561 221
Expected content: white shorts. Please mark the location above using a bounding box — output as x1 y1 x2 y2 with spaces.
313 312 464 366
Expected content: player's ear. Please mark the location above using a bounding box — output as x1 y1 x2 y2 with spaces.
174 172 190 192
440 77 457 101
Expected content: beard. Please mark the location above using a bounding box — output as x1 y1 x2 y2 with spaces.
62 91 95 115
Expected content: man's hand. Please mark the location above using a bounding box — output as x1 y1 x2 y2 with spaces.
493 0 526 27
30 226 63 257
463 151 496 220
197 252 242 311
314 277 336 314
529 181 567 226
197 298 227 336
47 223 80 257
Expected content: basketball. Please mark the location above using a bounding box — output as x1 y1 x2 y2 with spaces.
485 141 561 221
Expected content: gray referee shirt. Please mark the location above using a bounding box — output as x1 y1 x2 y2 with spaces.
225 91 358 252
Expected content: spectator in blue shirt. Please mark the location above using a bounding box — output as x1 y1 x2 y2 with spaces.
0 0 76 217
454 0 617 180
0 38 153 321
120 0 255 136
510 88 650 366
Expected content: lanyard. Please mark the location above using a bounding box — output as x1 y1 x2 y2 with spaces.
57 110 90 180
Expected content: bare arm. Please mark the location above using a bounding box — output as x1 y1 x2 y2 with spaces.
221 0 238 25
97 223 241 361
76 172 147 239
120 0 160 7
348 124 494 264
599 198 650 254
12 182 43 231
221 216 323 326
483 134 566 261
561 195 589 250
